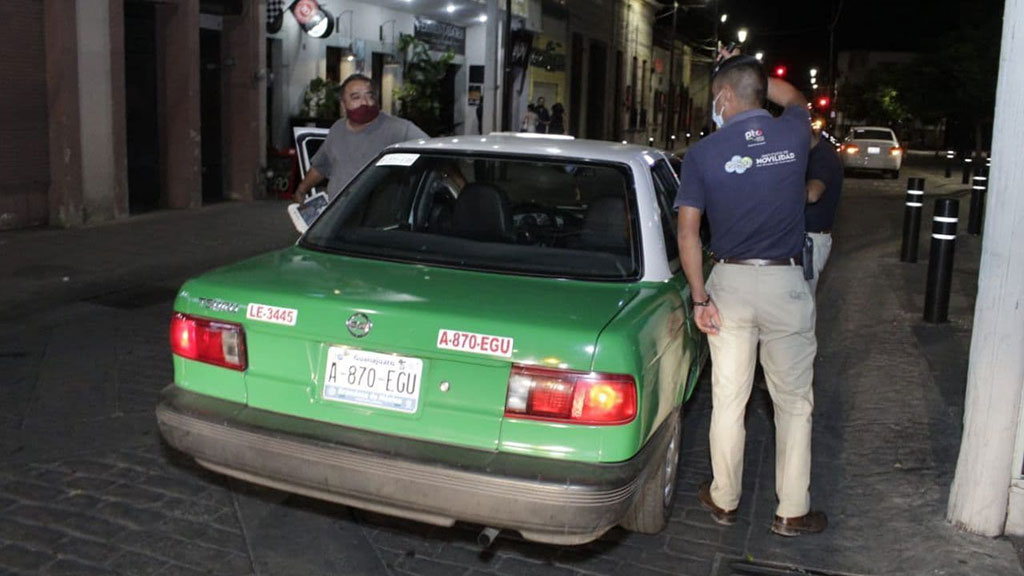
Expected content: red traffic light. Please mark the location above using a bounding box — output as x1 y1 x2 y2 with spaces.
774 65 787 78
817 96 830 108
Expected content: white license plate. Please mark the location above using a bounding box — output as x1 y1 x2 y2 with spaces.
867 146 881 154
322 347 423 413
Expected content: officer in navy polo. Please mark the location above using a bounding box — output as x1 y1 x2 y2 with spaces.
805 127 844 293
674 50 827 536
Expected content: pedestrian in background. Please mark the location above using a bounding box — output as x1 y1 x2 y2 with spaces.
805 127 844 293
674 49 827 537
535 97 551 133
293 74 427 202
521 104 539 133
550 102 566 135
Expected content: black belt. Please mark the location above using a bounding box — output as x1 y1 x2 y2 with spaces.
716 254 802 266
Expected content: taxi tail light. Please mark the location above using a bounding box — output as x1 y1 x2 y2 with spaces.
170 313 247 371
890 146 903 156
504 365 637 425
844 144 860 155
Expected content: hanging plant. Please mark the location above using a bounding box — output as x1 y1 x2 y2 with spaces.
394 35 455 136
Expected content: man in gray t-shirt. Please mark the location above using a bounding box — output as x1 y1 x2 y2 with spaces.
294 74 428 201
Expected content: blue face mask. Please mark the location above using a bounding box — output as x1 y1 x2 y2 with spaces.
711 91 725 128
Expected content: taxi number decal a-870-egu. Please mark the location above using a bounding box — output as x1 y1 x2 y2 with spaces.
322 347 423 413
437 329 513 358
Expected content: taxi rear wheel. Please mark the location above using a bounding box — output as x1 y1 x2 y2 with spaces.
620 411 681 533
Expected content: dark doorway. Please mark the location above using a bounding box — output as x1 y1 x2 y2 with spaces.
586 42 607 140
372 52 385 106
124 2 160 214
200 28 224 203
570 33 582 137
439 64 460 135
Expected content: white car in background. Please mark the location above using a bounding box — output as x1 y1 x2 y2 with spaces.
840 126 903 179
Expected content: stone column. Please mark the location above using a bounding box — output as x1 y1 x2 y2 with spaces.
157 0 201 209
45 0 85 226
222 0 266 201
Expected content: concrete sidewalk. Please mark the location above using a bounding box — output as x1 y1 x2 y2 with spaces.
0 155 1020 575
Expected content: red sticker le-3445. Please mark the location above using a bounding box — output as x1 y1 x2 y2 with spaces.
246 303 297 326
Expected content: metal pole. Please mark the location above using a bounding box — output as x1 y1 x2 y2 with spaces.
706 0 718 137
961 155 973 185
924 198 960 323
502 0 513 132
968 166 989 235
900 177 925 263
945 149 954 178
664 2 677 150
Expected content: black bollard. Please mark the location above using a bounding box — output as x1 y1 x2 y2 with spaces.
944 150 954 178
900 177 925 262
924 198 959 323
961 156 973 185
967 166 988 235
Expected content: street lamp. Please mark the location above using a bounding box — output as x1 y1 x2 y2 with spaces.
720 13 728 23
810 68 818 78
755 51 764 61
737 28 748 44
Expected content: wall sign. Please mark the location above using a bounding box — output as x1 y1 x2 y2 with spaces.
414 17 465 55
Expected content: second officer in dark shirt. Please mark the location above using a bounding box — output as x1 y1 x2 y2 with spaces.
805 129 844 293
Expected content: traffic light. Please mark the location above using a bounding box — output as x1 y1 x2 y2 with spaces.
817 96 830 108
773 65 787 78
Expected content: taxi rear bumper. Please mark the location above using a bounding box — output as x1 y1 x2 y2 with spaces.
156 385 668 545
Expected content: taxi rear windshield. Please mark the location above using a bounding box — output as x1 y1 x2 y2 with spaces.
301 152 639 280
850 129 894 141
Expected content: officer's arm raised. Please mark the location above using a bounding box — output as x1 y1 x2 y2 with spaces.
767 77 807 110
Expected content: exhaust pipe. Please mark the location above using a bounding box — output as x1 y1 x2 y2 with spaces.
477 526 500 547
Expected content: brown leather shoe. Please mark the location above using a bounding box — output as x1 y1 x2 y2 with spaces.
771 510 828 536
697 481 737 526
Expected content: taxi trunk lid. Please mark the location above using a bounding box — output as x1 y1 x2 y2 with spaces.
179 248 639 451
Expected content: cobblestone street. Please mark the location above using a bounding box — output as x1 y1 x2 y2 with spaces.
1 154 1021 575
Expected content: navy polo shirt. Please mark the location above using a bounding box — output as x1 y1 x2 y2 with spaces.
675 106 811 260
805 137 844 233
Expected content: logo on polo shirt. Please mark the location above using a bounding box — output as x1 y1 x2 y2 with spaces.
755 150 797 167
744 129 766 146
725 155 754 174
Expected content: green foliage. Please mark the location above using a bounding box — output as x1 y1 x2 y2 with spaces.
301 77 340 119
837 5 1001 148
394 35 455 136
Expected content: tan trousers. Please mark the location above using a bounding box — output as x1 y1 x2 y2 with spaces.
807 231 833 293
706 263 817 518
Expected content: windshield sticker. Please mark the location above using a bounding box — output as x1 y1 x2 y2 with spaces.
247 303 297 326
376 153 420 167
437 329 513 358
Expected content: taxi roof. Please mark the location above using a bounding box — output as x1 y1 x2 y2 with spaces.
386 133 663 165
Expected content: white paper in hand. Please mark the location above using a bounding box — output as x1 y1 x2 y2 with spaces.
287 191 329 234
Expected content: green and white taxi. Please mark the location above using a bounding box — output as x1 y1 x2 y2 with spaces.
156 133 710 545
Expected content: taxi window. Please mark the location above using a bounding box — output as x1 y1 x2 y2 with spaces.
650 159 680 262
302 153 640 281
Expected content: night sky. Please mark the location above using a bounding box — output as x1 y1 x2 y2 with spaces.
668 0 1003 93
